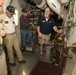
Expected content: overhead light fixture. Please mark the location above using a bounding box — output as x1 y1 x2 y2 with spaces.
13 8 18 26
23 71 26 75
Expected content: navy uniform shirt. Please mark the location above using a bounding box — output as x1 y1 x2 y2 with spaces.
37 17 56 34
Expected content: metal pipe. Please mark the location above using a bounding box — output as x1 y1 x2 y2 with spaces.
34 0 42 5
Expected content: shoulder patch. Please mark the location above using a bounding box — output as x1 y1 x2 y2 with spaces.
5 21 8 24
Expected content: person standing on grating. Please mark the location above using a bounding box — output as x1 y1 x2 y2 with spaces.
3 5 26 66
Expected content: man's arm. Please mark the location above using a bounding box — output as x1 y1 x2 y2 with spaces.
37 26 42 38
37 18 42 38
0 29 6 36
37 26 40 34
53 26 62 33
53 26 58 33
37 18 41 34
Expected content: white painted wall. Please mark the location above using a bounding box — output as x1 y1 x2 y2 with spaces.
11 0 22 45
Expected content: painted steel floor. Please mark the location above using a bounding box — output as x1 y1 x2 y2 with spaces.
7 46 76 75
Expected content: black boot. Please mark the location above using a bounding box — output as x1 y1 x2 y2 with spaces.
21 47 26 51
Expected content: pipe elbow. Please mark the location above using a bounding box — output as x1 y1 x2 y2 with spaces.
35 0 47 10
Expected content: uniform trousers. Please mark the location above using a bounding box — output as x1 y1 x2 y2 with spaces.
39 33 51 44
4 33 23 63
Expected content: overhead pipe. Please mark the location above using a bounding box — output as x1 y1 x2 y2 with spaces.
34 0 63 14
46 0 62 15
34 0 47 10
34 0 42 5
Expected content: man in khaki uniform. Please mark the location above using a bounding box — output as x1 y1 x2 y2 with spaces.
3 6 25 66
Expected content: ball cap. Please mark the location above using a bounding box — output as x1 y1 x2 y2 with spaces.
21 8 27 13
6 6 15 15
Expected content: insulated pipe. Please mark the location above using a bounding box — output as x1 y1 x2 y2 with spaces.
46 0 61 15
35 0 47 10
73 0 76 23
34 0 42 5
2 0 11 12
58 0 70 5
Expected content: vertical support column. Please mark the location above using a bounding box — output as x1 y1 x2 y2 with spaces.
46 48 51 61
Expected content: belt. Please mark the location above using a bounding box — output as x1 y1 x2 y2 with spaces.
7 32 15 35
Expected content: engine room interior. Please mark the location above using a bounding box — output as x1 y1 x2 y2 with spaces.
0 0 76 75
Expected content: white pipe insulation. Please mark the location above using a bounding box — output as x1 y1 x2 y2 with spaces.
35 0 62 15
46 0 61 16
36 0 47 10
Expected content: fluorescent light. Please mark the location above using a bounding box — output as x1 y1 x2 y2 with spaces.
13 8 18 26
23 71 26 75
